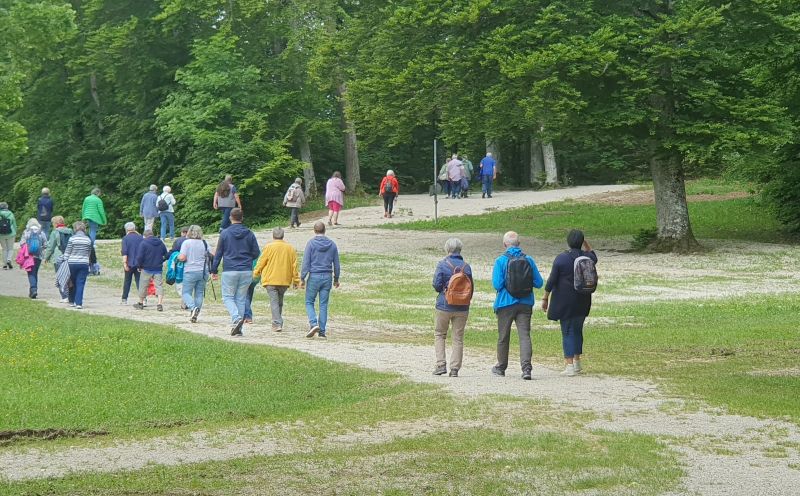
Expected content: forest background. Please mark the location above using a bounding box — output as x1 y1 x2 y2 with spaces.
1 0 799 250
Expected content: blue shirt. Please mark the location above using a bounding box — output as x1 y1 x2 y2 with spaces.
492 247 543 311
301 235 341 282
121 232 144 267
480 156 496 177
432 254 473 312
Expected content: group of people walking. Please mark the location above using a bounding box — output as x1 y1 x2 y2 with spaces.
438 152 497 199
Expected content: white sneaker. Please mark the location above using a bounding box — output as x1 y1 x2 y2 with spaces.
60 298 69 303
573 360 582 374
560 364 576 377
75 305 83 310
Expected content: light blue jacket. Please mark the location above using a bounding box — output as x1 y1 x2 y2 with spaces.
492 247 543 311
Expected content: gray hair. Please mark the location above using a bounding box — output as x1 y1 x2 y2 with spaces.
187 225 203 239
503 231 520 247
387 170 395 177
0 202 7 210
73 221 86 233
124 222 136 232
313 221 326 234
41 187 50 195
149 184 157 192
486 152 493 157
294 177 303 184
162 185 171 193
91 187 101 196
272 227 285 239
26 218 41 229
444 237 463 254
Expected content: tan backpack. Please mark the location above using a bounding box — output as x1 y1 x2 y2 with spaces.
444 261 473 306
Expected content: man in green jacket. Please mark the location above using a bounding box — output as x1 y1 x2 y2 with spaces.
0 202 17 270
82 188 107 244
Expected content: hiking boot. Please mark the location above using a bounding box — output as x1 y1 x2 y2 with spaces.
482 193 485 199
522 370 532 380
190 307 200 323
448 368 459 377
306 325 320 338
433 365 447 376
133 302 144 310
157 304 163 312
573 360 582 374
317 333 327 339
491 366 505 377
560 364 576 377
120 299 127 305
230 318 244 336
29 293 37 300
272 324 282 332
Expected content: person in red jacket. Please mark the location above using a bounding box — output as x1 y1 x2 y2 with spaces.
379 170 400 218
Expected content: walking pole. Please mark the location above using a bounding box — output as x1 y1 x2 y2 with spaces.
433 138 438 224
210 278 217 301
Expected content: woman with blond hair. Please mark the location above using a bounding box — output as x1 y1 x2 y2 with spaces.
179 225 213 322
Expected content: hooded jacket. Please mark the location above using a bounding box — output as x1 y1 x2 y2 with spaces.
133 236 168 273
211 223 260 273
284 183 306 208
492 246 544 311
301 235 340 283
37 195 54 222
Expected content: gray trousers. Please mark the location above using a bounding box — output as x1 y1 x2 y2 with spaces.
266 285 289 326
495 303 533 373
0 235 13 263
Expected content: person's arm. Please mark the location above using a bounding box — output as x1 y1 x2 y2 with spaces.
394 178 399 195
542 259 560 310
213 191 219 210
234 192 242 209
300 243 311 284
332 247 340 288
178 241 189 262
291 251 300 288
530 257 544 289
492 256 505 291
252 246 268 279
249 234 260 261
432 262 445 293
210 235 224 274
139 195 145 217
379 178 385 196
44 231 57 262
99 201 107 225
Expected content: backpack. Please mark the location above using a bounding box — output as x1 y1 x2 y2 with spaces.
444 260 473 306
573 254 598 294
27 233 42 256
384 178 394 193
0 216 11 235
165 251 184 285
505 254 533 298
157 195 169 212
58 231 71 254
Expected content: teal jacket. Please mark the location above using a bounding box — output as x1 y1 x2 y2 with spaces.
492 247 544 311
81 194 107 225
0 209 17 237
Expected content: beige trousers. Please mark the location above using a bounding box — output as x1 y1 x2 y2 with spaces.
434 309 468 371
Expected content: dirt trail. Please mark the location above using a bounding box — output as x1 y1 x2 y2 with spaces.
1 185 799 494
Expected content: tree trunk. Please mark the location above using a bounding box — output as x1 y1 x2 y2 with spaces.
486 139 500 173
649 153 700 252
542 142 557 185
529 138 544 186
337 82 360 192
298 131 317 197
89 72 103 131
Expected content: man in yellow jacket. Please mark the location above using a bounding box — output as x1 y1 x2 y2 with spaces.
252 227 300 332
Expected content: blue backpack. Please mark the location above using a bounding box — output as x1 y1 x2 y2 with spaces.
27 232 42 256
165 251 185 285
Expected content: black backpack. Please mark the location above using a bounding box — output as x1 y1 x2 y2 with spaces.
157 196 169 212
505 254 533 298
0 216 11 235
58 231 71 253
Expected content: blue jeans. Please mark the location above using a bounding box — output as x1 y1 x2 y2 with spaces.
182 270 207 311
122 269 140 300
305 273 332 334
481 175 494 196
243 280 257 319
68 263 90 306
160 211 175 239
560 315 586 358
220 207 233 230
450 180 461 198
221 271 252 323
40 221 51 239
27 258 42 297
88 221 99 244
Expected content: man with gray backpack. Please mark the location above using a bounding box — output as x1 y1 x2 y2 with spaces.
490 231 544 380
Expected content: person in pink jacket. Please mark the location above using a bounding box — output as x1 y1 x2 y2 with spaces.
325 171 346 226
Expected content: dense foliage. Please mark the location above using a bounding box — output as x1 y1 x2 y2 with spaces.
1 0 798 246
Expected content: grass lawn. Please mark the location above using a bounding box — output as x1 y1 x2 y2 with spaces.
0 297 450 442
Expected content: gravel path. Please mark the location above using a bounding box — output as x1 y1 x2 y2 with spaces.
1 185 799 494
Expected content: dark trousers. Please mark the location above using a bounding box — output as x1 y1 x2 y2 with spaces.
560 315 586 358
495 303 533 373
68 263 90 306
244 280 258 319
122 269 141 300
383 193 396 215
290 207 300 227
220 207 233 230
27 258 42 297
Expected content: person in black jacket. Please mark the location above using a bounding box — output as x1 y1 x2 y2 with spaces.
541 230 597 377
37 188 54 238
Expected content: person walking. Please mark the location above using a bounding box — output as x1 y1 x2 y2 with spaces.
283 178 306 228
438 163 450 197
253 227 300 332
178 225 213 323
43 215 72 302
19 219 48 299
542 230 598 377
324 171 346 226
81 188 107 244
62 221 93 309
479 152 497 198
213 174 242 231
446 154 463 199
132 229 168 311
0 202 17 270
432 238 473 377
139 185 159 232
210 208 260 336
301 221 340 339
379 170 400 218
491 231 543 380
36 188 54 238
120 222 143 305
158 185 176 240
461 155 474 198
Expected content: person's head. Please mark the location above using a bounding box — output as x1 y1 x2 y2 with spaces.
143 229 154 238
486 152 493 157
26 218 41 230
444 237 463 255
73 221 86 233
294 177 303 185
124 221 136 233
452 153 458 160
230 208 243 223
272 227 285 240
332 171 341 179
91 187 101 196
149 184 157 192
224 174 233 183
462 154 468 160
187 225 203 239
217 176 232 196
180 226 189 237
313 221 326 235
162 185 171 194
0 202 8 210
52 215 65 227
386 170 395 177
503 231 520 248
41 187 50 196
567 229 585 249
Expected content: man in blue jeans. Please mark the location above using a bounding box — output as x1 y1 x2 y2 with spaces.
479 152 497 198
211 208 260 336
301 221 340 339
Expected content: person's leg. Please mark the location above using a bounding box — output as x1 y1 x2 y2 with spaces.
317 276 332 335
159 213 167 239
305 275 321 328
515 305 533 373
495 306 514 371
137 273 150 303
0 236 12 264
68 263 79 303
221 272 239 323
152 273 164 305
41 221 51 239
122 270 133 300
383 195 390 217
244 280 256 320
433 309 450 369
234 272 252 325
276 286 287 324
450 311 468 371
290 207 299 226
28 258 41 297
560 318 573 363
144 217 153 232
266 285 281 326
182 271 198 310
168 212 175 239
387 193 395 216
220 208 232 230
327 208 334 225
73 264 89 306
88 221 98 244
487 177 494 197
